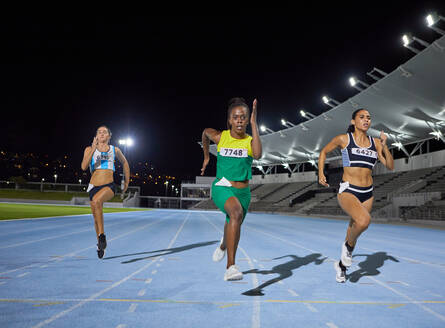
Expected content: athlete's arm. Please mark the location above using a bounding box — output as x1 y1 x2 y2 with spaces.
115 147 130 192
201 128 222 176
318 134 347 187
375 131 394 170
250 98 262 160
81 137 98 171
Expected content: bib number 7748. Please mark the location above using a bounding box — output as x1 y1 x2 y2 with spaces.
220 147 248 158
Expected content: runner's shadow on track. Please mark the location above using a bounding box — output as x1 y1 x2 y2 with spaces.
103 240 218 264
242 253 327 296
347 252 399 283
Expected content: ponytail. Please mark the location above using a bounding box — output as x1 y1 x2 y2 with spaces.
347 108 366 133
347 124 355 133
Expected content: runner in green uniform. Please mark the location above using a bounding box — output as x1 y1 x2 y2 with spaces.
201 97 262 281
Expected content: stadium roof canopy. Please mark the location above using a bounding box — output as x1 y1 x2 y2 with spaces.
206 34 445 170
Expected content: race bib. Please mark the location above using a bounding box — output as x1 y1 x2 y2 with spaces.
219 147 248 158
351 148 377 158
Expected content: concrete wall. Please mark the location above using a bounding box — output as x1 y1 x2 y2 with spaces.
251 171 317 184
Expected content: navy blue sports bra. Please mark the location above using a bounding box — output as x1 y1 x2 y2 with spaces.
341 132 378 169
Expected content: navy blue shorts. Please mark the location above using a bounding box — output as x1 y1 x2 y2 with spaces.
88 183 116 201
338 181 373 203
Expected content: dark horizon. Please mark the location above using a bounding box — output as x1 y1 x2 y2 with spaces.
3 6 445 181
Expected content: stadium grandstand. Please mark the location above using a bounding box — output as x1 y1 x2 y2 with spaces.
189 34 445 222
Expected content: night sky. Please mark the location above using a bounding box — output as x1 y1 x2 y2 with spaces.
3 5 445 180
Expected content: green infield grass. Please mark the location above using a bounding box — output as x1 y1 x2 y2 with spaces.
0 203 148 220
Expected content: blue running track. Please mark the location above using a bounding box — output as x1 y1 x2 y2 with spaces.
0 209 444 328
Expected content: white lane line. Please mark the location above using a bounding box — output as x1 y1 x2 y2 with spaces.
202 214 260 328
40 265 48 268
156 263 160 267
326 322 339 328
304 302 318 312
160 258 164 262
151 270 157 275
145 278 152 284
0 220 122 250
368 276 445 322
128 303 138 313
31 213 189 328
288 289 299 297
258 264 265 269
17 272 30 278
361 246 445 272
278 281 284 285
0 214 166 275
116 324 126 328
138 289 146 296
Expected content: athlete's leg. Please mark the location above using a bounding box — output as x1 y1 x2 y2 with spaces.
224 196 244 269
338 193 373 247
90 186 114 238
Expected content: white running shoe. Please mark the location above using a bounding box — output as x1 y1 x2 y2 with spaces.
212 237 226 262
341 242 353 267
334 261 346 283
224 265 243 281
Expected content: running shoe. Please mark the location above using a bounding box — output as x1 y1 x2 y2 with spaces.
224 265 243 281
341 241 352 267
334 261 346 283
97 246 105 259
98 233 107 250
212 237 225 262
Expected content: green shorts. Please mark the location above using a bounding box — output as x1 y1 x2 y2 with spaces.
211 178 251 223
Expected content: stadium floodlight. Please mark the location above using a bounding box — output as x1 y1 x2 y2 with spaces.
260 125 274 134
299 110 316 119
392 142 403 150
349 76 370 91
119 138 134 146
281 119 296 127
402 33 430 54
426 12 445 35
322 95 340 108
430 131 443 140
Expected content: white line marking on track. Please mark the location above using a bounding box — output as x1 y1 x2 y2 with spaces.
258 264 265 269
40 265 48 268
0 213 164 276
116 324 126 328
202 214 260 328
17 272 30 278
160 258 164 262
326 322 339 328
31 213 189 328
288 289 299 297
278 280 284 285
151 270 157 274
128 303 138 313
156 263 160 267
145 278 152 284
304 302 318 312
138 289 146 296
368 276 445 322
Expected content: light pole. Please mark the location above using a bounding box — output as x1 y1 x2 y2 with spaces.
165 181 169 196
118 137 134 198
54 174 58 184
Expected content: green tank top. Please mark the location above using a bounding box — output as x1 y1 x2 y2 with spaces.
216 130 253 181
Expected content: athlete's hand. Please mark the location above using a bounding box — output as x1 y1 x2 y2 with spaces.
380 130 388 146
250 98 258 126
319 173 329 187
201 157 209 176
91 137 98 151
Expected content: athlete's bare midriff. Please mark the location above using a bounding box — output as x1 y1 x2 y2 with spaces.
229 180 249 189
90 169 114 186
342 167 373 187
